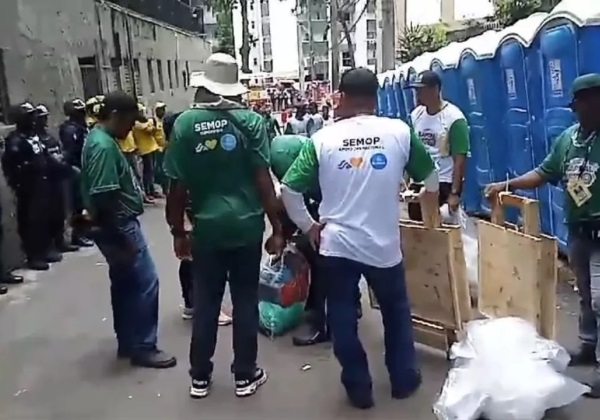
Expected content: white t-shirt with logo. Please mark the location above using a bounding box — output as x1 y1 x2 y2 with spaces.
282 115 435 268
410 102 466 183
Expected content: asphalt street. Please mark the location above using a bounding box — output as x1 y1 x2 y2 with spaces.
0 205 598 419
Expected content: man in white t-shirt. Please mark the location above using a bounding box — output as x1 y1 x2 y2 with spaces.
280 68 439 409
407 70 470 220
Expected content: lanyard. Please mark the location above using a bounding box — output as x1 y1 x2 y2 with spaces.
573 129 598 178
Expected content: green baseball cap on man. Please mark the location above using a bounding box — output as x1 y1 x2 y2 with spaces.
572 73 600 96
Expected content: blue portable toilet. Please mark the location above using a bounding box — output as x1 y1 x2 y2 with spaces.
398 63 415 116
496 13 551 232
458 30 511 215
532 0 600 251
393 72 407 120
384 77 397 118
376 73 387 116
430 41 481 214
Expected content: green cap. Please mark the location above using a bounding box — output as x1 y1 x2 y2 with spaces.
572 73 600 95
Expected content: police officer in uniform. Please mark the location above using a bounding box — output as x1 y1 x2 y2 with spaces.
1 103 53 270
59 99 94 248
35 105 79 255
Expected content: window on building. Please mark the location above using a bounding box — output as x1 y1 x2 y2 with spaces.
167 60 174 89
263 60 273 73
263 41 272 56
367 19 377 39
367 58 377 66
147 59 156 93
250 2 254 10
157 59 165 91
261 1 269 16
182 71 188 90
253 57 258 66
367 0 376 14
174 61 180 88
341 51 353 67
78 56 102 100
132 58 143 96
0 49 9 123
251 21 256 30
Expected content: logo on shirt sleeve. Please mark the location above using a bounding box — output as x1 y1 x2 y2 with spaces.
370 153 388 170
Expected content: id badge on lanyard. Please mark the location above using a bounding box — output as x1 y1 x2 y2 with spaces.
566 129 597 207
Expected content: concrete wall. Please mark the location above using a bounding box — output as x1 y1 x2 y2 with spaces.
0 0 211 270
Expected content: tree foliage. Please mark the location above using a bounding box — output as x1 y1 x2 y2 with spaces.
397 24 448 63
493 0 543 28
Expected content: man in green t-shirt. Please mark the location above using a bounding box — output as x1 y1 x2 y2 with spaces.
164 53 284 400
263 107 281 141
80 92 176 370
486 73 600 399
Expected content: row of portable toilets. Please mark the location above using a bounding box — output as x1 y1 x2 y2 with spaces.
377 0 600 252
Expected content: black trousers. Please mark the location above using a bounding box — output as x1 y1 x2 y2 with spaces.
16 184 51 261
179 259 193 308
141 153 155 195
189 242 262 380
48 180 67 246
407 182 452 221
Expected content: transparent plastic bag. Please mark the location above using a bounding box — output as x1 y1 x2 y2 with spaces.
440 204 478 296
434 317 590 420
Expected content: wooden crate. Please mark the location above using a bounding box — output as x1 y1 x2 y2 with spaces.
478 192 558 339
369 193 471 356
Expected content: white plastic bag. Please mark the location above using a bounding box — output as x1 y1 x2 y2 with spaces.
434 317 589 420
440 205 478 295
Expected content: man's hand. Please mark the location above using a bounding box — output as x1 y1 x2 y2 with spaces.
307 222 324 249
484 181 507 198
173 234 192 260
265 233 286 255
447 193 460 212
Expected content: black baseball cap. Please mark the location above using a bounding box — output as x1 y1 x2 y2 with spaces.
339 67 379 97
407 70 442 89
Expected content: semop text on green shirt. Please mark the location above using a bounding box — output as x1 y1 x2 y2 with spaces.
80 126 145 220
164 106 270 249
536 123 600 223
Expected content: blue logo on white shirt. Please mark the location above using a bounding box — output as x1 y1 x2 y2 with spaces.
370 153 387 170
220 133 237 151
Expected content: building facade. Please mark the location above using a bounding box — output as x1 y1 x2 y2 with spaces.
0 0 211 269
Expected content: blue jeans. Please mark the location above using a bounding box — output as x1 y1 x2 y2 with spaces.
568 228 600 362
94 218 159 354
321 256 419 396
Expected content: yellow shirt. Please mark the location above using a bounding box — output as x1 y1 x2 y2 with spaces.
153 118 166 151
133 120 159 155
118 131 137 153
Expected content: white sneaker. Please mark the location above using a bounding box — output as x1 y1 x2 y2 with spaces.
181 305 193 320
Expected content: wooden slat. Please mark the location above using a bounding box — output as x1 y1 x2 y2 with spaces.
539 234 558 339
478 220 543 326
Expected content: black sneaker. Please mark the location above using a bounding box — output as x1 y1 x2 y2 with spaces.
45 251 63 263
0 285 7 295
569 344 597 367
235 368 268 397
190 377 212 399
130 350 177 369
26 260 50 271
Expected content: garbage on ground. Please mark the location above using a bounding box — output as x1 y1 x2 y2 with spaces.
258 245 310 337
433 317 589 420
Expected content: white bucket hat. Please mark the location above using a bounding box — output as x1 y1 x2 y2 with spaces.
190 53 248 97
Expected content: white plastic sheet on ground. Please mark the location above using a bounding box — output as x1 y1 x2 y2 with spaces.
433 317 590 420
